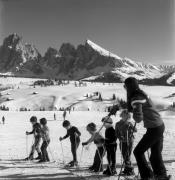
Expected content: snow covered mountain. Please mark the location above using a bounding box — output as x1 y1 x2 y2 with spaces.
0 33 174 85
83 40 175 85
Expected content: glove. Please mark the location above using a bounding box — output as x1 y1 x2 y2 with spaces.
75 132 80 137
59 137 63 141
82 142 88 146
108 105 119 116
26 131 29 135
101 116 108 122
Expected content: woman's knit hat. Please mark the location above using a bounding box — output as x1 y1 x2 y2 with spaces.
124 77 139 91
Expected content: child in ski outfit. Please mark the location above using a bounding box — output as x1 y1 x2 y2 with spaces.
39 118 50 162
82 123 105 172
115 109 136 176
59 120 81 166
102 116 117 176
25 116 42 160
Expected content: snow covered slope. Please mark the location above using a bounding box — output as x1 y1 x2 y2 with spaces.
86 40 122 60
84 40 175 83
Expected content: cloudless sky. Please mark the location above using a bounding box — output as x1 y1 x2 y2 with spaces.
0 0 174 64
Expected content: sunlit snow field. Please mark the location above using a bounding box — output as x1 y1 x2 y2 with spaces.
0 78 175 179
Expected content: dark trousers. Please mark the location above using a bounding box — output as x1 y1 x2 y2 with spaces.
71 139 80 162
41 140 50 161
106 144 117 169
120 141 133 171
92 146 105 171
133 124 167 178
30 137 41 156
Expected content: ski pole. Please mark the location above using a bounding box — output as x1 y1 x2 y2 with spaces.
74 133 79 168
79 146 84 167
26 135 28 158
97 145 106 173
60 140 65 165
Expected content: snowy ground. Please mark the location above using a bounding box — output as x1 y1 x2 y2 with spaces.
0 80 175 111
0 111 175 179
0 78 175 179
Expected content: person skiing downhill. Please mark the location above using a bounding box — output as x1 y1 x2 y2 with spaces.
25 116 42 160
54 113 56 120
124 77 171 180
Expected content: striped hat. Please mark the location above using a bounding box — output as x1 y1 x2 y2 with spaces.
102 116 113 124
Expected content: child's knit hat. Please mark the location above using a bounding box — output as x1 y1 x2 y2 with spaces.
30 116 37 122
86 123 97 131
102 116 113 124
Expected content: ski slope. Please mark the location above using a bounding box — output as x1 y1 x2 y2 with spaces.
0 78 175 179
0 110 175 179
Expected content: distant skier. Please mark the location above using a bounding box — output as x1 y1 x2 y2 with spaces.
39 118 50 162
59 120 81 167
63 110 67 120
2 116 5 124
25 116 42 160
68 107 71 114
54 113 56 120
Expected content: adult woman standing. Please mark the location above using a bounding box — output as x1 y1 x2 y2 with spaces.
124 77 170 180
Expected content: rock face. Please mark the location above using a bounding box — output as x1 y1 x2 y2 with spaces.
0 33 175 85
0 33 43 75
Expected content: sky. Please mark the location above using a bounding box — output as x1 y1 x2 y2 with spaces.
0 0 174 64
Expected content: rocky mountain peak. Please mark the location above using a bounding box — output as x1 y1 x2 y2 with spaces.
59 43 76 57
0 34 42 73
0 34 174 85
3 33 22 47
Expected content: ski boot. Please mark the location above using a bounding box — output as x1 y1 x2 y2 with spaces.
138 178 154 180
103 166 117 176
65 161 78 168
88 165 95 171
93 167 103 172
120 167 135 176
155 175 172 180
119 170 128 176
35 152 42 160
24 153 34 161
103 167 110 175
110 166 117 176
38 159 47 163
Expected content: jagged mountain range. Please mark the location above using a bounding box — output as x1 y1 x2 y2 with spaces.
0 33 174 85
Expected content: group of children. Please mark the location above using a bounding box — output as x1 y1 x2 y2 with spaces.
26 108 137 177
25 116 50 162
81 109 136 176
